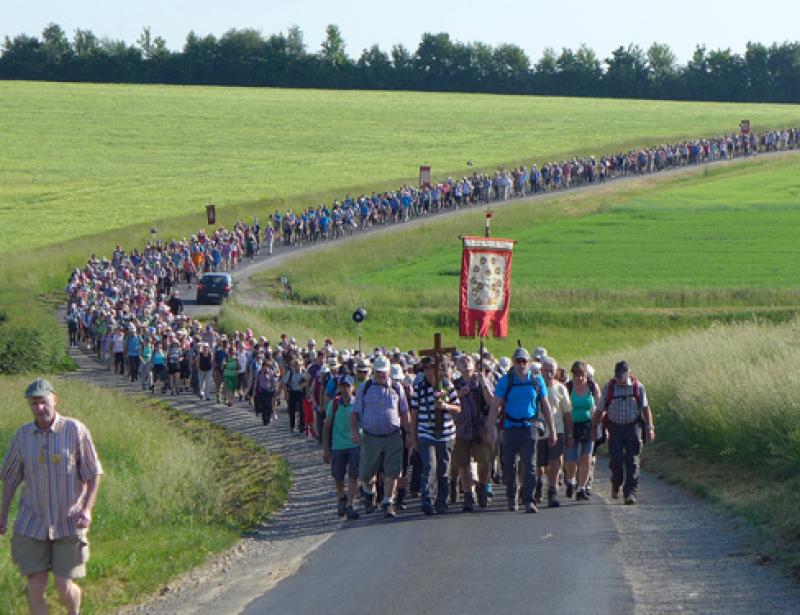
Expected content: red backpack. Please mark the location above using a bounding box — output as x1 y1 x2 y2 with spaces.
603 376 641 412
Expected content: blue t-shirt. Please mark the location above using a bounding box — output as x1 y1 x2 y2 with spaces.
494 371 547 429
127 335 141 356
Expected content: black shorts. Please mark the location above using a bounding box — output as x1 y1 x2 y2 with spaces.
536 434 565 467
331 447 360 482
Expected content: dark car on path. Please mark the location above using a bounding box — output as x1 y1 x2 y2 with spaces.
196 273 235 305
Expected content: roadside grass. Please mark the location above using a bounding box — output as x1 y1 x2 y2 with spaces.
0 376 291 614
3 80 800 253
239 154 800 359
587 318 800 571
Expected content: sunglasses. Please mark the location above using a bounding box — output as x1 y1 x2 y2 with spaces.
515 359 529 364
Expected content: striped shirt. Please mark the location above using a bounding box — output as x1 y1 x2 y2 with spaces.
411 376 458 442
0 415 103 540
602 378 648 425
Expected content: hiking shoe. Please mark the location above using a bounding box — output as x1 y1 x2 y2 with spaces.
421 500 435 516
611 486 620 499
476 484 489 508
346 506 360 521
547 488 560 508
525 501 539 514
383 502 397 518
337 496 348 517
507 499 519 512
462 492 476 513
566 482 575 498
434 502 449 515
361 489 376 514
576 490 590 501
624 495 637 505
395 490 408 511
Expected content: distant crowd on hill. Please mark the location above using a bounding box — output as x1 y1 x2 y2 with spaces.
4 24 800 103
65 126 798 312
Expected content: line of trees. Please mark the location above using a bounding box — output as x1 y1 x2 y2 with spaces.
2 23 799 102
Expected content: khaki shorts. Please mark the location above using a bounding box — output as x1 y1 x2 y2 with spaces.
11 533 90 579
359 431 403 481
452 438 494 470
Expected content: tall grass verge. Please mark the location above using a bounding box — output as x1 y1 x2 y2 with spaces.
588 317 800 561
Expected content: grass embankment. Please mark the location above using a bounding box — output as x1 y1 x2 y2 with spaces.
234 153 800 358
2 81 799 373
0 376 290 614
588 318 800 572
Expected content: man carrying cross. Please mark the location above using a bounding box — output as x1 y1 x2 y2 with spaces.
409 334 461 515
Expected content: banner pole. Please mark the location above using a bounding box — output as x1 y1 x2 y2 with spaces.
479 206 492 372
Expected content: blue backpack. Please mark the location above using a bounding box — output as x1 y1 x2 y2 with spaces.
502 371 543 425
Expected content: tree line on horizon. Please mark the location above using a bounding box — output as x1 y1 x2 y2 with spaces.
2 23 799 103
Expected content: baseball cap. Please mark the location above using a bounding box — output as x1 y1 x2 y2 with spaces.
390 364 405 380
372 356 391 372
25 378 55 399
339 374 355 387
512 347 531 361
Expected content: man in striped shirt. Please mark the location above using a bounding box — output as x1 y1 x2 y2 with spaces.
409 356 460 515
1 378 103 615
602 361 655 505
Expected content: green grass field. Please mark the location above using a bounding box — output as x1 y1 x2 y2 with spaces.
237 153 800 359
2 80 800 253
0 376 290 614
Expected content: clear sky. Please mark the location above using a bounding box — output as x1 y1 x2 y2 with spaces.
2 0 795 65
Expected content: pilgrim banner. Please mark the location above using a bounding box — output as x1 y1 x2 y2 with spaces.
459 236 515 338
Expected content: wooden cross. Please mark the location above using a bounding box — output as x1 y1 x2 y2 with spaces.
419 332 456 438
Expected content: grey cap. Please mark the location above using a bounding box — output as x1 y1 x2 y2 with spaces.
25 378 55 399
512 347 531 361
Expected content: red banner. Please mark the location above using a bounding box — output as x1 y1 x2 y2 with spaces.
459 236 515 338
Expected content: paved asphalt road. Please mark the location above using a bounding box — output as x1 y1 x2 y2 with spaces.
244 488 634 615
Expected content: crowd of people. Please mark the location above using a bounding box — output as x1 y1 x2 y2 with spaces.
62 125 800 522
67 301 653 520
268 128 798 245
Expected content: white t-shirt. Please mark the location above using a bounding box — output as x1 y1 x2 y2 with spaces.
540 380 572 439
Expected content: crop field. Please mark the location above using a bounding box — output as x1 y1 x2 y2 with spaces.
236 153 800 359
2 80 800 253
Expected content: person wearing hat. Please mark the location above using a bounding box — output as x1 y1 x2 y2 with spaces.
351 355 410 518
323 375 361 521
602 361 655 505
254 352 281 425
409 356 461 515
354 359 371 389
452 354 495 511
1 379 103 615
487 347 557 513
